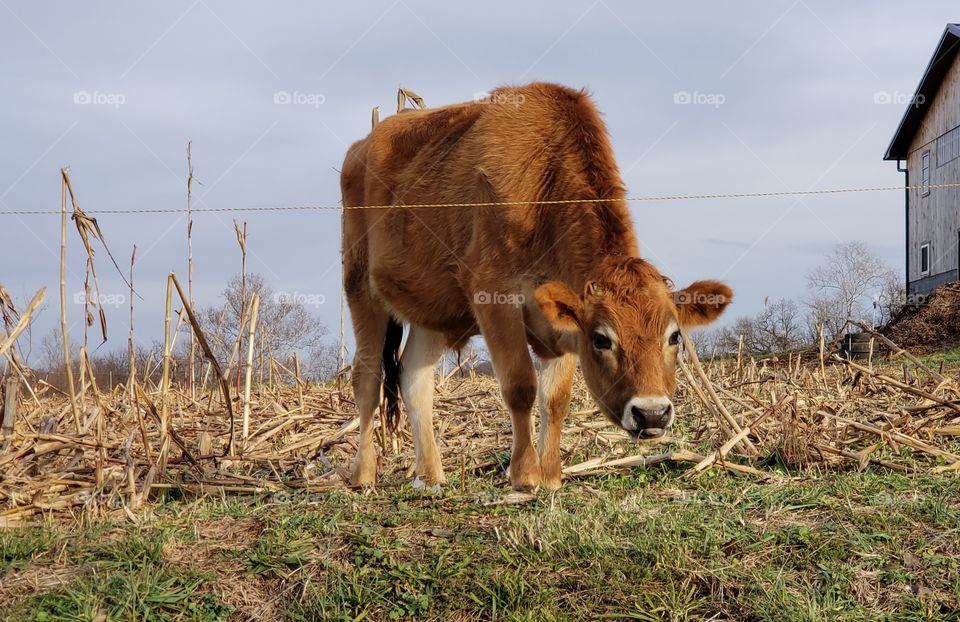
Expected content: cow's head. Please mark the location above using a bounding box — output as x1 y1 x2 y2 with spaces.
534 256 731 438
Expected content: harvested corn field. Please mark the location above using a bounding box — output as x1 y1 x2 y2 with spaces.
2 327 960 619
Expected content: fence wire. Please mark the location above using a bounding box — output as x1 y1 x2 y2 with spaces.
0 181 948 216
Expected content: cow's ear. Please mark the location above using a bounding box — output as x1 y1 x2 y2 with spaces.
675 280 733 328
534 282 584 331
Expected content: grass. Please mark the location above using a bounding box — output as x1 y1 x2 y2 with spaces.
4 349 960 621
921 346 960 368
2 465 959 621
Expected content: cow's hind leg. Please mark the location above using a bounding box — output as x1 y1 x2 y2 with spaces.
400 326 446 489
473 299 541 491
347 297 391 489
537 353 576 490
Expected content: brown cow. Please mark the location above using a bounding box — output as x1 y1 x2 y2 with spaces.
341 83 732 491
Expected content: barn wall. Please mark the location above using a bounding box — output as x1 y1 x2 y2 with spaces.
907 51 960 292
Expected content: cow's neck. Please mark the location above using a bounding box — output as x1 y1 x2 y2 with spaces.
557 201 639 290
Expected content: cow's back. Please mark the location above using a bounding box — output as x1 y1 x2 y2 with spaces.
341 83 636 341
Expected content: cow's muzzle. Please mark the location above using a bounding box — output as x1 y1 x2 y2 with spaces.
622 396 674 438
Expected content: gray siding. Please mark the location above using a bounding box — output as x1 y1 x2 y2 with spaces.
907 52 960 291
907 144 960 285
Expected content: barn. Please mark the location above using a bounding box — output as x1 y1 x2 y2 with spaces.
885 23 960 296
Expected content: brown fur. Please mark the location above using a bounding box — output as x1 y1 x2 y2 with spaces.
341 83 732 491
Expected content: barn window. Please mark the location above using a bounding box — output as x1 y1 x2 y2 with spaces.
921 151 931 195
920 243 930 275
938 126 960 166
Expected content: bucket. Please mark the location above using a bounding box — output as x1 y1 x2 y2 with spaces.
841 332 874 362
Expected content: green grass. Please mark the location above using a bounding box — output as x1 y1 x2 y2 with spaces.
921 346 960 368
3 466 959 621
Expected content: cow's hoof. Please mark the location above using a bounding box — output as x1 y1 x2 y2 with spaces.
510 481 540 493
350 457 377 490
412 476 443 494
508 449 542 492
542 475 562 491
350 477 376 492
509 469 542 492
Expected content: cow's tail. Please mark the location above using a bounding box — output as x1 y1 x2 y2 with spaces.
382 317 404 432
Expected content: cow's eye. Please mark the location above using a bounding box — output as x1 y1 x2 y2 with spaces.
592 332 613 351
668 330 681 346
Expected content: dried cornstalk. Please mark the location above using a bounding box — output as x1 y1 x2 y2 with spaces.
397 87 426 112
0 288 45 359
856 320 947 384
2 376 17 436
688 395 788 475
838 355 960 415
242 293 261 440
59 174 80 433
159 274 175 466
186 141 197 398
681 332 756 455
169 272 235 456
127 246 137 403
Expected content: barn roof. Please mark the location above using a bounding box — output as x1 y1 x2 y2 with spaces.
884 23 960 161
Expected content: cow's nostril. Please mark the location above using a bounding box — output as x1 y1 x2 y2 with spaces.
632 405 671 425
623 398 674 435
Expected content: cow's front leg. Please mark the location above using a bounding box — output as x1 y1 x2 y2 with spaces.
537 353 576 490
473 295 541 491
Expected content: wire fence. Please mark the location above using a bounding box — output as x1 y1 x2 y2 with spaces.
0 181 948 217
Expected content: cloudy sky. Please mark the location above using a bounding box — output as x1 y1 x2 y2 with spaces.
0 1 956 359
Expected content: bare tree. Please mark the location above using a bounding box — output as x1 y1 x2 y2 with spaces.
199 273 329 372
712 316 764 356
705 298 807 357
875 271 906 325
305 342 340 381
38 327 79 373
685 326 720 357
805 241 897 339
755 298 804 352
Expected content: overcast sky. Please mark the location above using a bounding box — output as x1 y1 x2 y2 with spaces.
0 1 956 359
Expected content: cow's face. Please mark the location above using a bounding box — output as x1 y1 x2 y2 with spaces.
534 256 731 438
